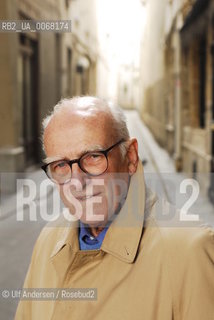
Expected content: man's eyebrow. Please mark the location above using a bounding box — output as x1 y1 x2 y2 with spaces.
85 144 105 152
43 144 106 164
43 156 64 164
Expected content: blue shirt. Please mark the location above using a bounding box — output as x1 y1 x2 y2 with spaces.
79 221 110 250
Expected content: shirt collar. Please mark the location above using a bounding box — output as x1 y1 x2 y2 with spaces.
50 161 156 263
79 220 110 243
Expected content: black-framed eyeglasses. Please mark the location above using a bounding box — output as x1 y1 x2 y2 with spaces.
41 139 126 184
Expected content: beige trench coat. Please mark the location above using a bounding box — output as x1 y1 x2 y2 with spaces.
15 162 214 320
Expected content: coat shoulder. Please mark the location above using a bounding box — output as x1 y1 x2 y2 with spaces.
146 199 214 318
146 197 214 255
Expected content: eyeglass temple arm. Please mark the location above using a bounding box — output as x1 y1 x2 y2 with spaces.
104 139 125 154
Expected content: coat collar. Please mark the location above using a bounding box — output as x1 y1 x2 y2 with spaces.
101 161 146 263
50 161 150 264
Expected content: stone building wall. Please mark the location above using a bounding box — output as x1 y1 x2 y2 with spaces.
0 0 99 192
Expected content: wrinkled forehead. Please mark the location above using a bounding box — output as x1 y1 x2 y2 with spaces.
43 106 117 155
46 106 114 132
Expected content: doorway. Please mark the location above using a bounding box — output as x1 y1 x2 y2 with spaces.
18 33 39 166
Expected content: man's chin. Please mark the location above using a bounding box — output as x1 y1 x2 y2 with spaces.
79 218 107 228
79 213 110 227
69 202 119 226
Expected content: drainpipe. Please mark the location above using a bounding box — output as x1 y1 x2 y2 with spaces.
208 40 214 204
174 14 182 171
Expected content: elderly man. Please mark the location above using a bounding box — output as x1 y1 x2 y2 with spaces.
15 96 214 320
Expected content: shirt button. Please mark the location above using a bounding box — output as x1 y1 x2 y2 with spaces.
90 236 94 240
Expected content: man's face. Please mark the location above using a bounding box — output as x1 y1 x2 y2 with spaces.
43 108 130 227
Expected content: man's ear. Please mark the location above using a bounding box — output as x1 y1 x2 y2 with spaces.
126 138 139 175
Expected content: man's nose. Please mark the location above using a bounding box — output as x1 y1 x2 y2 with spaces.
71 163 87 190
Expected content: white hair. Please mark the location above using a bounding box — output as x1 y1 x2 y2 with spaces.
42 96 130 158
